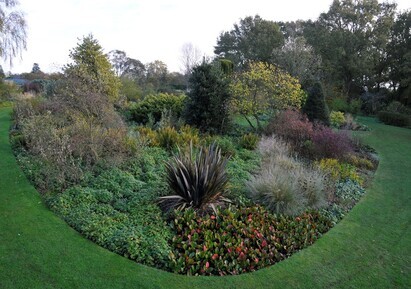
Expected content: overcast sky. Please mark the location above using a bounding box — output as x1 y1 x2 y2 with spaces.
2 0 409 74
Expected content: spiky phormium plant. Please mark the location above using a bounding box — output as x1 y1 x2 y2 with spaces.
159 143 230 214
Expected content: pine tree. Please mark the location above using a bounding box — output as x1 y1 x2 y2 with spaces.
65 34 120 103
303 82 330 125
184 61 231 133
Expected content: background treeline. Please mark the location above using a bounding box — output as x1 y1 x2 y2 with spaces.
2 0 410 123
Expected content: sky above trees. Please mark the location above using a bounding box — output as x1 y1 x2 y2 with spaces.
1 0 409 74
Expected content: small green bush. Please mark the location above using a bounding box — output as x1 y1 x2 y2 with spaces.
320 204 346 225
239 133 259 150
156 126 180 151
377 111 410 127
179 125 200 147
316 158 363 185
203 135 237 157
169 206 333 275
330 111 345 128
329 97 349 112
48 163 173 268
385 101 410 114
131 93 186 124
226 150 261 205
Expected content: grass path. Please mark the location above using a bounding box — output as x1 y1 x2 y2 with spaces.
0 108 410 288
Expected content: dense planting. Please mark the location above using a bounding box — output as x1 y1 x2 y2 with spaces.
169 206 332 276
9 30 380 278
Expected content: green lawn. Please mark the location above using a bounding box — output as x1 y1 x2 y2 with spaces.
0 108 410 288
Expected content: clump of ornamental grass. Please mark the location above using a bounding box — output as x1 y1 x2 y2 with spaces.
248 136 327 215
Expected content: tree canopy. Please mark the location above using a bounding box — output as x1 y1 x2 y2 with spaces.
304 0 397 96
0 0 27 64
214 15 284 69
230 62 306 130
65 34 120 103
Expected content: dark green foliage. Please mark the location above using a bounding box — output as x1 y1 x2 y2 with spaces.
303 82 330 125
159 143 231 213
218 59 234 75
169 206 332 275
183 62 231 134
239 133 259 150
214 15 284 69
226 149 261 205
48 148 172 268
377 111 410 127
65 34 121 103
49 185 172 268
204 135 237 157
131 93 186 124
304 1 396 97
387 10 411 105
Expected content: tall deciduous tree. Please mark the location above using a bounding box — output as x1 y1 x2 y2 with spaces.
387 10 411 104
65 34 120 103
214 15 284 69
304 0 396 97
107 50 128 77
180 42 202 90
31 62 40 73
108 50 146 81
145 60 168 93
273 36 322 89
230 62 306 131
180 42 202 75
0 0 26 64
184 61 231 133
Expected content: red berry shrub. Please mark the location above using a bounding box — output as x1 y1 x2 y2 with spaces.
169 206 332 276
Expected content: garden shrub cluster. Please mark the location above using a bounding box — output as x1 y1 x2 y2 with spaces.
328 97 361 115
131 93 186 124
169 206 332 276
377 101 411 127
9 36 378 276
136 125 200 151
377 111 410 127
12 86 133 192
48 148 173 268
316 158 363 185
265 109 313 149
266 109 354 160
311 126 353 160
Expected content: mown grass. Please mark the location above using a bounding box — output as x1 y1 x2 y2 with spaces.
0 108 410 288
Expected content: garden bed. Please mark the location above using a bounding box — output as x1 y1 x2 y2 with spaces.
11 98 378 276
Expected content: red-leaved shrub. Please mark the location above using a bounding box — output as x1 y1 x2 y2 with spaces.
312 126 353 160
266 109 314 149
169 206 332 276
